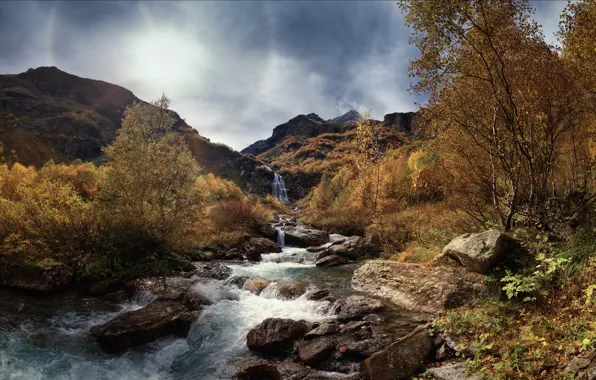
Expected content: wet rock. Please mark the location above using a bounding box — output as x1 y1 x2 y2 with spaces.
226 275 251 288
307 243 333 253
99 290 129 303
352 261 487 314
193 262 232 280
425 362 479 380
305 322 340 339
327 236 380 260
259 224 279 241
304 289 331 301
80 278 123 296
243 237 283 261
329 234 348 243
0 260 72 293
90 300 200 352
284 226 329 247
224 253 246 261
338 295 384 321
277 282 306 300
316 250 333 262
236 359 310 380
342 321 369 332
246 318 308 354
360 325 433 380
299 337 335 365
243 278 272 295
123 276 196 298
316 255 348 268
435 230 518 274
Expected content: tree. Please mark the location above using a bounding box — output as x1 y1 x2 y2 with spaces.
399 0 590 230
102 95 203 245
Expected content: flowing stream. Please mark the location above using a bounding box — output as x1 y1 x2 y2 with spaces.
0 246 357 380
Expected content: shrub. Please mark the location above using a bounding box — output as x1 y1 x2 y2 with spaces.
209 199 272 233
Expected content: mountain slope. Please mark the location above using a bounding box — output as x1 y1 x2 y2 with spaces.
0 66 271 193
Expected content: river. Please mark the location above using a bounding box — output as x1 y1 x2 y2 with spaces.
0 246 359 380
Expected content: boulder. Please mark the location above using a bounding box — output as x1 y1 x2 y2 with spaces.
243 278 272 295
243 237 282 261
329 234 348 243
0 260 72 293
316 255 348 268
435 230 517 274
284 226 329 247
236 359 361 380
337 295 385 320
123 276 196 298
360 326 433 380
89 300 200 352
298 337 335 365
316 250 333 262
307 242 333 253
305 322 340 339
425 362 479 380
327 236 380 260
259 224 279 241
352 261 487 314
304 289 331 301
246 318 308 354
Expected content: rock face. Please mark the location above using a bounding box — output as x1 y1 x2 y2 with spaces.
0 260 72 292
89 300 200 352
243 237 282 261
360 326 433 380
435 230 517 273
352 261 487 314
246 318 308 354
284 226 329 247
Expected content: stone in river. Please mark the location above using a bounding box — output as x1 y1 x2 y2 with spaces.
246 318 308 354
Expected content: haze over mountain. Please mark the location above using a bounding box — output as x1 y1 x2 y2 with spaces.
0 1 566 150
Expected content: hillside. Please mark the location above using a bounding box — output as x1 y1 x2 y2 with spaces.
0 66 273 194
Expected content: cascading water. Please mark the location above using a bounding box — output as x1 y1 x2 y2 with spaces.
266 166 289 202
0 243 356 380
276 227 285 247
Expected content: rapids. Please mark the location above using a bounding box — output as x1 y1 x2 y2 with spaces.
0 246 356 380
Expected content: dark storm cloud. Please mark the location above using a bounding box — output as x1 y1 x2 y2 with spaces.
0 1 567 150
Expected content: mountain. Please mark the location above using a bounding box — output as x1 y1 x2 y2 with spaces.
0 66 272 194
241 113 350 156
328 109 361 124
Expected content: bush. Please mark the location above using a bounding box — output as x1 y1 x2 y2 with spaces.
209 199 272 233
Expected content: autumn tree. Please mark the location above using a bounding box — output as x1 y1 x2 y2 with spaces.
102 95 203 245
399 0 590 230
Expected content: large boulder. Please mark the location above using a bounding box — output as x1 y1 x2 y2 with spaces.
435 230 517 274
352 261 487 315
243 278 272 295
192 262 232 280
316 255 348 267
284 226 329 247
0 259 72 293
327 236 380 260
243 237 282 261
89 300 200 352
360 326 433 380
246 318 308 354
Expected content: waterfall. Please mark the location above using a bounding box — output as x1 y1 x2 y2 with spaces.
276 228 285 247
266 166 289 202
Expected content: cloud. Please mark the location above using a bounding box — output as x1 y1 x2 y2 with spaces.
0 1 566 150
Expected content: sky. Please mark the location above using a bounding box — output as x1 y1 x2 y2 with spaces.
0 1 568 151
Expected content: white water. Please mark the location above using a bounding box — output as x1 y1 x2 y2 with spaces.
0 246 347 380
276 228 285 247
266 166 289 202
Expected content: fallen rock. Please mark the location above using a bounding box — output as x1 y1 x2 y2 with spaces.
305 322 340 339
243 278 272 295
304 289 331 301
284 226 329 247
0 260 72 293
435 230 518 274
299 337 335 365
352 261 487 314
243 237 282 261
316 255 348 267
327 236 380 260
246 318 308 354
338 295 384 320
89 300 199 352
360 325 433 380
425 362 479 380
